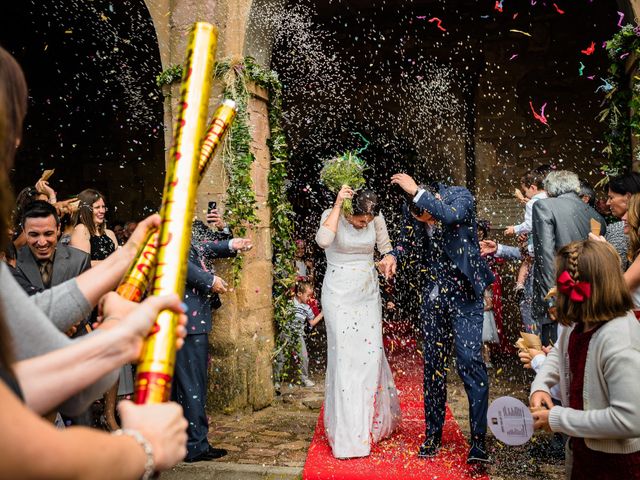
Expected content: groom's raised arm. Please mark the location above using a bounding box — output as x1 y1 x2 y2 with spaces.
414 187 473 225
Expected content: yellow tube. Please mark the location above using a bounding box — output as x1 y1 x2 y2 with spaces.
135 22 217 404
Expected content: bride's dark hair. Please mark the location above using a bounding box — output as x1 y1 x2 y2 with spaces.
352 189 378 216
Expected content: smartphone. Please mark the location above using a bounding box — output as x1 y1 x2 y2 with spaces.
207 201 217 223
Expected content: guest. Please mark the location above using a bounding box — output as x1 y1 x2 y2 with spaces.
71 188 118 265
12 200 90 296
274 280 324 390
530 240 640 479
173 211 251 462
604 172 640 270
532 170 606 345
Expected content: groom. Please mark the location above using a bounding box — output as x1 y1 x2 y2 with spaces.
380 173 494 464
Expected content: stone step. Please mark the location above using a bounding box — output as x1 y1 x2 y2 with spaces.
163 462 302 480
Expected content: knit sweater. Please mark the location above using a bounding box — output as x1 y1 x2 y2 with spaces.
0 263 119 415
531 311 640 454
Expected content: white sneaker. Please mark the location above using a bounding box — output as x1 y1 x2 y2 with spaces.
302 378 315 387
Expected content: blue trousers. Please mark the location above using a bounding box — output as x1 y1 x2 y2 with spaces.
420 285 489 444
171 333 209 459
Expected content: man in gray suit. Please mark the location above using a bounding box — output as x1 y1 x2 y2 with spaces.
532 170 606 345
12 201 91 314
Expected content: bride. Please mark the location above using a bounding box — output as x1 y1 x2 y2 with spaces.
316 185 401 459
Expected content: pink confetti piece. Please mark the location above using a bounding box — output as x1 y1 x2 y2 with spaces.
529 101 549 125
553 3 565 14
509 54 519 60
618 11 625 27
428 17 446 31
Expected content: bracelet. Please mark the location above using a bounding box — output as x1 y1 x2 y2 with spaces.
112 429 155 480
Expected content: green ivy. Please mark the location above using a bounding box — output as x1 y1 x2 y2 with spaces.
157 58 298 378
598 24 640 180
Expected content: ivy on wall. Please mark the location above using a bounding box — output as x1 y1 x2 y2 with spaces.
599 24 640 177
157 57 298 378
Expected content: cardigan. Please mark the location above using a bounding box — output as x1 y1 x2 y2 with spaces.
0 263 118 415
531 311 640 454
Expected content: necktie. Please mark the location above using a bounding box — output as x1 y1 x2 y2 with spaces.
39 260 52 288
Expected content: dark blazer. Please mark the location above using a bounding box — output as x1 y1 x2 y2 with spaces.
12 244 91 295
532 192 607 320
393 184 494 299
183 226 237 335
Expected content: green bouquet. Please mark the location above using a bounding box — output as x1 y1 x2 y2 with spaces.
320 151 367 215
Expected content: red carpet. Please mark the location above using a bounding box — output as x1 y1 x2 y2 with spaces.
302 337 490 480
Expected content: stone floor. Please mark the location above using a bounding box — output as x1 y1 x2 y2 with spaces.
166 351 565 479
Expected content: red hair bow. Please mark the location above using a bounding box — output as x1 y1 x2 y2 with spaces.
557 270 591 302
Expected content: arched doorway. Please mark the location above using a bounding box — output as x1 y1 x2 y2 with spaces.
1 0 165 221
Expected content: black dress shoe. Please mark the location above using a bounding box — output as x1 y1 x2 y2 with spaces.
184 446 228 462
467 444 491 464
206 446 228 459
418 438 442 458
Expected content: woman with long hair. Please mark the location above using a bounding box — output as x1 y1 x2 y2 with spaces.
71 188 118 265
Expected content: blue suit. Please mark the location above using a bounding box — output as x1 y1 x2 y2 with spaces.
393 184 493 447
172 225 236 460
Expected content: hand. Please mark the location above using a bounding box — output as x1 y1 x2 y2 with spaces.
518 348 544 369
35 179 56 201
206 209 226 230
390 173 419 196
548 306 557 322
378 254 397 280
517 233 528 245
112 294 188 361
504 226 516 236
97 291 139 326
118 400 188 471
386 301 396 310
122 214 162 259
211 276 228 294
588 232 606 242
231 238 253 252
532 408 552 432
479 239 497 257
530 390 554 411
335 185 354 207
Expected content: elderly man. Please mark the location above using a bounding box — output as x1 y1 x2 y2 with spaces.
532 170 606 345
12 200 90 301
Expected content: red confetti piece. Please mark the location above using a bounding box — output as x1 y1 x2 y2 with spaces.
428 17 446 31
581 41 595 55
495 0 504 13
529 101 549 125
553 3 565 14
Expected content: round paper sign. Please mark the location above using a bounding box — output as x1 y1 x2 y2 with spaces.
487 396 534 446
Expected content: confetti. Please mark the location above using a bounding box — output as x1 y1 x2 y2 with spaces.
578 61 585 76
618 11 625 27
553 3 565 14
509 54 519 60
581 41 595 55
510 29 532 37
428 17 446 32
495 0 504 13
529 101 549 125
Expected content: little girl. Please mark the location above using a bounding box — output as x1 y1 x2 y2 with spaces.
530 240 640 479
274 281 323 390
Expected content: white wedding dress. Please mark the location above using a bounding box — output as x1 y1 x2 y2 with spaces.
316 209 401 459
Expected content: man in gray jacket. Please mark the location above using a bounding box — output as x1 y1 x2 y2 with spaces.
532 171 606 345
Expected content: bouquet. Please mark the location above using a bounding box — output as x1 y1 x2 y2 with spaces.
320 151 366 215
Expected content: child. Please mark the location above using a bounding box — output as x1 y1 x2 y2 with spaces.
530 240 640 479
275 280 323 390
504 167 548 293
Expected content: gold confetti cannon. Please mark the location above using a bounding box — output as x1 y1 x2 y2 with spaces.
134 22 218 404
116 99 237 303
